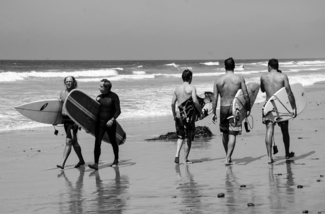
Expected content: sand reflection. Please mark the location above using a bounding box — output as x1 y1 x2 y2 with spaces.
89 167 129 213
175 164 202 214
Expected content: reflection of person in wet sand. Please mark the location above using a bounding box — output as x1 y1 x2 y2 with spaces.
58 168 85 213
91 167 129 213
175 164 202 213
224 166 239 214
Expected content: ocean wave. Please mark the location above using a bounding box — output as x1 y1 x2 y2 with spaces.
200 62 220 66
132 71 146 75
0 69 119 82
164 63 179 68
78 74 155 82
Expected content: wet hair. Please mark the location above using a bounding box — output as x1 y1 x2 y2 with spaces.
101 79 112 90
182 69 192 82
224 57 235 71
268 58 279 70
64 76 77 88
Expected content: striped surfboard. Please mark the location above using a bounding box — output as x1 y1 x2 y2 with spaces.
64 89 126 145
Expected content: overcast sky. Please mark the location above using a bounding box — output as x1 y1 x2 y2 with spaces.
1 0 325 60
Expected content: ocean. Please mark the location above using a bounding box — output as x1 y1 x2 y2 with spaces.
1 59 325 132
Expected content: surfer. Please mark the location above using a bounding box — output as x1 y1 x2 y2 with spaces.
57 76 85 169
212 58 250 165
88 79 121 170
260 58 297 163
171 69 204 164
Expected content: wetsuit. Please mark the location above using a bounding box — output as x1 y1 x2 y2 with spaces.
94 91 121 164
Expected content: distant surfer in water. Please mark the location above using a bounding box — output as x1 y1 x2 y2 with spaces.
260 58 297 163
57 76 85 169
171 69 204 164
88 79 121 170
212 58 250 165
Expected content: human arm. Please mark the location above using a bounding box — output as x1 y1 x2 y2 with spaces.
212 81 218 123
241 78 251 116
191 87 204 120
284 75 297 117
171 91 177 120
106 94 121 127
260 76 265 93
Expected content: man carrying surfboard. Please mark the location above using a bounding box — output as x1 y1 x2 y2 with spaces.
88 79 121 170
171 69 204 164
212 58 250 165
260 58 297 163
57 76 85 169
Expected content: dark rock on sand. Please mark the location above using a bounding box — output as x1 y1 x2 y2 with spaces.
145 126 213 141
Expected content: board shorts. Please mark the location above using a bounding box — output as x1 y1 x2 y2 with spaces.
262 104 288 127
62 115 78 140
175 117 195 140
219 106 242 136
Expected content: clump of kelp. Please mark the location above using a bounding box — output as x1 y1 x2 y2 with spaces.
146 126 213 141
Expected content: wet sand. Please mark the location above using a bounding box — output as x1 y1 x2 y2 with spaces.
1 84 325 213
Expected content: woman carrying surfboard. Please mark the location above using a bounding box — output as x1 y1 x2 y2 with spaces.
260 58 297 163
88 79 121 170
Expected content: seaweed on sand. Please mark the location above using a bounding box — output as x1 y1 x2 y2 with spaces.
146 126 213 141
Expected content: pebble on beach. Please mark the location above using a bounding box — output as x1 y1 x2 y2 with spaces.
217 193 225 198
240 185 246 188
302 210 309 213
247 203 255 207
297 185 304 189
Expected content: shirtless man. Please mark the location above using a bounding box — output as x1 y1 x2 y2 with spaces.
88 79 121 170
212 58 250 165
57 76 85 169
260 58 297 163
171 69 204 164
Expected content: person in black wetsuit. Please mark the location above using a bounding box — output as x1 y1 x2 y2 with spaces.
88 79 121 170
57 76 85 169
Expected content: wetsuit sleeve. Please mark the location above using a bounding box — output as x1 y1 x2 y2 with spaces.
113 94 121 119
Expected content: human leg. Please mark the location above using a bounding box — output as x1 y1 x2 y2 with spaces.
175 118 186 164
222 133 229 154
225 134 236 165
265 123 275 163
107 121 119 166
175 138 184 164
57 123 74 169
279 121 294 159
88 124 106 170
72 127 85 168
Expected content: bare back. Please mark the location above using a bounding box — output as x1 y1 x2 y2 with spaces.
260 71 289 101
174 83 196 106
214 72 246 106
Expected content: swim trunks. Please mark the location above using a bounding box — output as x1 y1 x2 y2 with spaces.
262 104 288 127
175 117 195 140
219 106 242 135
62 115 78 140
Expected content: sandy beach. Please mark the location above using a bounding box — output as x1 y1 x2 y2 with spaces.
1 83 325 214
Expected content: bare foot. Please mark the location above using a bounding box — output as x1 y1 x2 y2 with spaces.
56 165 64 169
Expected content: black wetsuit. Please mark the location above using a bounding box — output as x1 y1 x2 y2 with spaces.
94 91 121 164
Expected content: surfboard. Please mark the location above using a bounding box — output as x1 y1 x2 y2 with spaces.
63 89 126 145
232 82 260 124
263 83 307 122
14 99 63 124
197 91 214 121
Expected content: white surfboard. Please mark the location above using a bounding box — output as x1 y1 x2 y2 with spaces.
263 83 307 122
232 82 260 124
15 99 63 124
